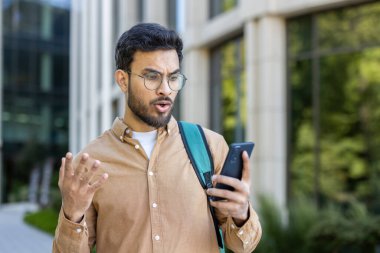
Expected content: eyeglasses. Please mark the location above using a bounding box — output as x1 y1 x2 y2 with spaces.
126 70 187 91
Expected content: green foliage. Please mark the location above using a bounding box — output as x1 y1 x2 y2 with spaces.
8 182 29 202
255 196 380 253
24 208 59 235
254 196 287 253
317 2 380 51
308 201 380 253
50 187 63 212
255 196 319 253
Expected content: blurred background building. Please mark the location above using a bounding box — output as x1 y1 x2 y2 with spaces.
1 0 70 204
1 0 380 216
69 0 380 212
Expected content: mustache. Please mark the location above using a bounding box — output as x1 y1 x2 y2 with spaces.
150 96 173 105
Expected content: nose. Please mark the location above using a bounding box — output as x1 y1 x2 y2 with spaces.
156 76 172 96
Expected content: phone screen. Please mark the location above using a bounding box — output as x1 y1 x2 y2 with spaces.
213 142 254 200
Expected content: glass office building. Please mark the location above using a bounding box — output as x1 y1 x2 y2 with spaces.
1 0 70 202
70 0 380 212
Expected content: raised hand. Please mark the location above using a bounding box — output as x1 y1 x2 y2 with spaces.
206 151 251 226
58 152 108 223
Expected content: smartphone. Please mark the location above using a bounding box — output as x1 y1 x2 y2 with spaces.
213 142 255 201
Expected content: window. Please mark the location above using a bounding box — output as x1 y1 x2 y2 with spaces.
210 36 246 144
287 2 380 211
112 99 119 121
137 0 145 22
209 0 238 18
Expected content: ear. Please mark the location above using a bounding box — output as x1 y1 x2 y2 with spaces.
115 70 128 93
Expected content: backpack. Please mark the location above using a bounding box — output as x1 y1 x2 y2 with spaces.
178 121 225 253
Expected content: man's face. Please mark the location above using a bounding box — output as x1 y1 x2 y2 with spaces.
127 49 179 128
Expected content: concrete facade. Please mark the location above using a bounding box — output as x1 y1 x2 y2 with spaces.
69 0 373 208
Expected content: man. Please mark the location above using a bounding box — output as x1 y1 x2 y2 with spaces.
53 23 261 253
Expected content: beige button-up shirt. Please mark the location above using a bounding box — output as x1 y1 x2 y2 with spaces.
53 117 261 253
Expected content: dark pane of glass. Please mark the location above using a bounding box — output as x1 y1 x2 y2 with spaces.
168 0 177 30
52 6 70 41
3 1 42 36
287 15 312 57
209 0 238 18
288 59 314 198
113 0 120 42
317 2 380 52
112 99 119 121
52 54 69 91
210 37 246 144
319 48 380 208
138 0 144 22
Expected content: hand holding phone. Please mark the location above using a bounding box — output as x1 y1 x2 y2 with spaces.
213 142 254 201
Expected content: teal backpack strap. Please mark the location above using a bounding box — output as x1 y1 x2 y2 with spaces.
178 121 225 252
178 121 213 188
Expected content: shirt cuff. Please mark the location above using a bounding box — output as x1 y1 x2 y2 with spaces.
225 204 261 250
56 208 88 241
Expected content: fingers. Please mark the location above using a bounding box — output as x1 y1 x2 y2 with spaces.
209 197 249 222
58 157 65 188
61 152 105 188
79 159 100 186
207 187 247 204
75 153 89 179
208 172 250 204
88 173 109 193
212 175 247 193
209 195 247 209
64 152 74 176
240 151 251 185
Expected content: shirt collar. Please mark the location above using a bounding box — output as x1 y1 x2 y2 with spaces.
111 116 177 143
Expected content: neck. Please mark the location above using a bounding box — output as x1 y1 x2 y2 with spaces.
123 107 157 132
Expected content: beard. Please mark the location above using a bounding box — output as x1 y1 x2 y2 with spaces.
128 85 173 128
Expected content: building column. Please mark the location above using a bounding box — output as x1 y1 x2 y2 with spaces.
181 0 209 126
69 0 80 153
246 16 287 209
88 0 98 141
144 0 168 25
101 0 113 130
181 49 210 126
79 0 90 149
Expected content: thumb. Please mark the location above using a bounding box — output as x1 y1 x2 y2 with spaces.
240 151 251 185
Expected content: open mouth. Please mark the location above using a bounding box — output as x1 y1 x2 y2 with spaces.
153 100 172 113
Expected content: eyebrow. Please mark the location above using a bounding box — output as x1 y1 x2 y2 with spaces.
142 67 180 75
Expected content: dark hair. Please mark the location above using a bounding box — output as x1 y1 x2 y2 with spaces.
115 23 183 71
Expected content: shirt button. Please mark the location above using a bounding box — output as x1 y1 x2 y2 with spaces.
238 230 244 235
152 203 158 208
135 144 140 149
76 228 82 233
148 171 154 176
154 235 160 241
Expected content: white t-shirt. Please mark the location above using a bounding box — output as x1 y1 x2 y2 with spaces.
132 130 158 159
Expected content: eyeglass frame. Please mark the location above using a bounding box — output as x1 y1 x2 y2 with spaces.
125 69 187 91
